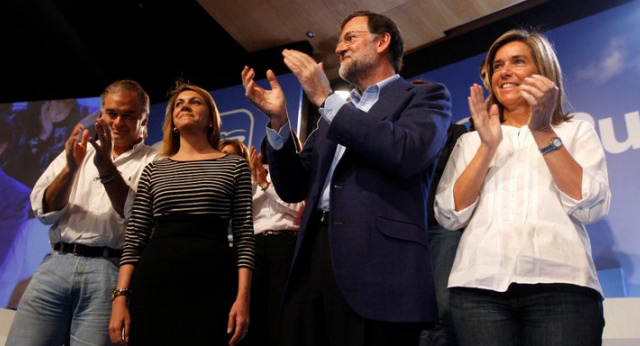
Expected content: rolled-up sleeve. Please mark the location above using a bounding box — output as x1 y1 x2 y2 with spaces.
434 137 478 230
558 121 611 224
30 151 68 225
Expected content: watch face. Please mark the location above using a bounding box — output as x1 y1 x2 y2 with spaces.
552 137 562 147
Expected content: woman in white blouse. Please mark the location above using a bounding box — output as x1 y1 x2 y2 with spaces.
434 29 611 346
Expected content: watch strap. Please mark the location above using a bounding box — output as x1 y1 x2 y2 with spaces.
540 136 562 155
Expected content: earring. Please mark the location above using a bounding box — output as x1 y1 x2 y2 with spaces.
173 127 178 133
209 123 213 128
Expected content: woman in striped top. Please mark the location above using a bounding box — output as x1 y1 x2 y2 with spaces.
109 84 255 345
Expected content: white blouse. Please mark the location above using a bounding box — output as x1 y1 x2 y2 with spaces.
252 170 304 235
434 119 611 295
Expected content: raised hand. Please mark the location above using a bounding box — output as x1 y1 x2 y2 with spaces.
241 66 288 130
88 117 116 174
282 49 332 107
65 123 89 173
468 84 502 149
520 74 558 132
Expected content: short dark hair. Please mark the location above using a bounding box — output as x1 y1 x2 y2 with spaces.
101 80 150 117
101 80 150 138
341 11 404 72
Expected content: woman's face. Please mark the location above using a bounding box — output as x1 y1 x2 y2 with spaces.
491 40 540 110
220 144 237 155
172 90 211 133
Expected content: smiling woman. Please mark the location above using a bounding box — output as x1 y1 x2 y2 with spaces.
434 29 611 346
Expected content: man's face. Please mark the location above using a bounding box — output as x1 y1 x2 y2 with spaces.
101 91 147 151
335 16 379 85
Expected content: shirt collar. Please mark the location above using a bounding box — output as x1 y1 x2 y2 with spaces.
349 74 400 104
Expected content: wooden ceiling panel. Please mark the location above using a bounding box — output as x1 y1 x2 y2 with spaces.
198 0 524 76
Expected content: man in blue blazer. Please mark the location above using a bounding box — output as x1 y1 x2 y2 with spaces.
242 10 452 346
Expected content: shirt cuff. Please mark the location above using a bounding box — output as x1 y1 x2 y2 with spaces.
434 193 478 230
266 122 291 151
36 204 68 225
557 172 604 213
31 188 67 225
319 92 347 124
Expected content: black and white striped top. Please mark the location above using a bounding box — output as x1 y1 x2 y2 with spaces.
121 155 255 269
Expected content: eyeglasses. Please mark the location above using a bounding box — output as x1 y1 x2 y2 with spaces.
337 30 375 47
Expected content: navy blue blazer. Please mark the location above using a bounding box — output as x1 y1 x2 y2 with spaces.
268 78 452 323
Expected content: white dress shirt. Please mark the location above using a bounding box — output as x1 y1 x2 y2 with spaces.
31 141 157 249
434 119 611 295
252 169 304 234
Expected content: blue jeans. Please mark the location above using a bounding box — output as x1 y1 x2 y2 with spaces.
420 226 461 346
6 252 119 346
450 283 604 346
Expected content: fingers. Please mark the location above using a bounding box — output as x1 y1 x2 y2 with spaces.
227 314 249 346
70 123 84 142
488 104 500 121
123 318 130 345
66 123 83 149
109 321 125 345
282 49 313 71
80 129 90 148
265 69 282 90
241 66 255 89
519 74 557 105
94 118 111 146
88 137 99 151
468 84 487 122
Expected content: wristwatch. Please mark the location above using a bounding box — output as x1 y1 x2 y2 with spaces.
539 136 563 155
111 287 129 301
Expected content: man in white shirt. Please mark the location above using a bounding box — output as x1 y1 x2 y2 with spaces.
6 80 157 346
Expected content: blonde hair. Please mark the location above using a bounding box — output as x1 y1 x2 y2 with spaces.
220 138 252 171
160 83 221 156
484 29 570 125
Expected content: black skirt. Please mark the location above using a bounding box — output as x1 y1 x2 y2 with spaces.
129 214 237 345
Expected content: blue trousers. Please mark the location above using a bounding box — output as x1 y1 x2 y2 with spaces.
6 252 118 346
450 283 604 346
420 226 461 346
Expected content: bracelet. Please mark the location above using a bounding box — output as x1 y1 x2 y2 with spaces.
111 287 129 301
99 171 117 184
